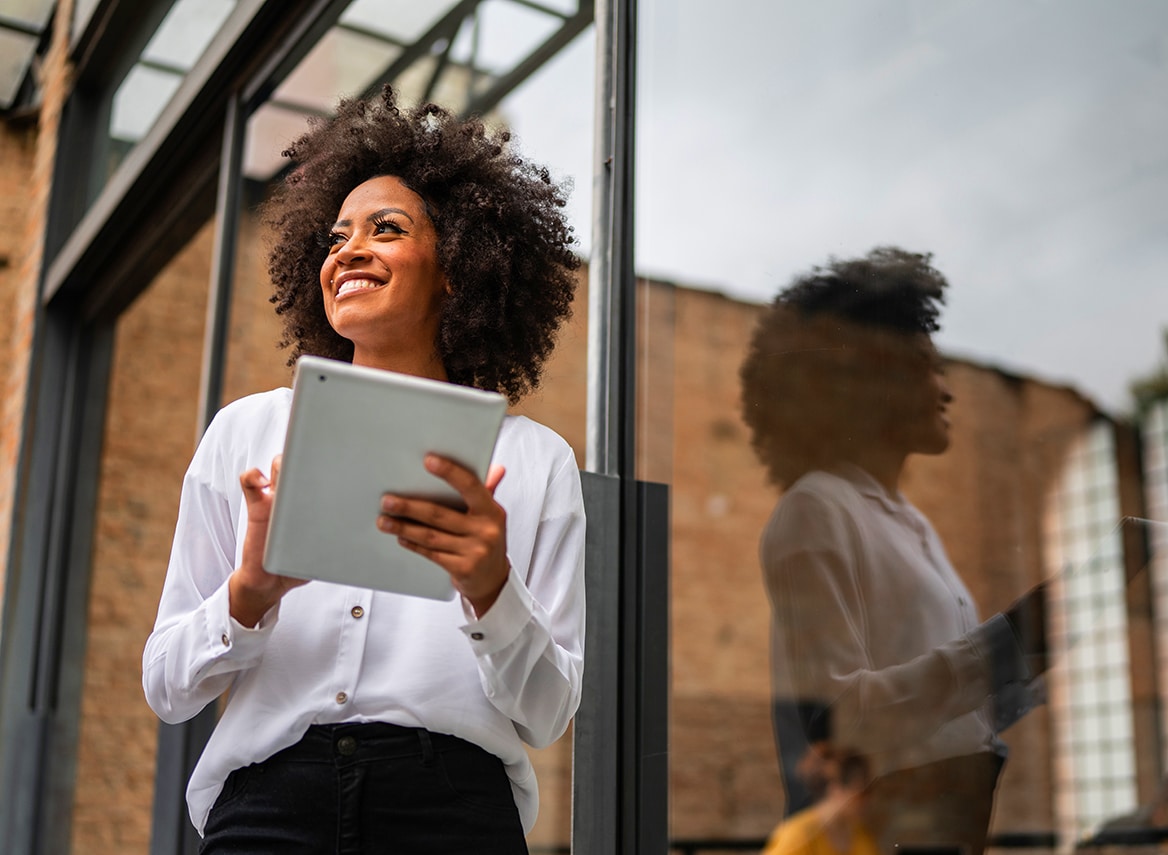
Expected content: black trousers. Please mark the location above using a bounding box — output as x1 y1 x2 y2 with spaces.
200 723 528 855
864 752 1005 855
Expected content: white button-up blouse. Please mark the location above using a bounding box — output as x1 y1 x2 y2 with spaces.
143 388 586 836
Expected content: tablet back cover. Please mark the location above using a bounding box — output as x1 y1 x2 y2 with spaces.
264 356 507 599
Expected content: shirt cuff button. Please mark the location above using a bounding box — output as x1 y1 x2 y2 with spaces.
221 633 230 647
336 692 348 704
470 632 484 641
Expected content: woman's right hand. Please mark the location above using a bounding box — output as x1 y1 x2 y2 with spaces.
228 455 307 627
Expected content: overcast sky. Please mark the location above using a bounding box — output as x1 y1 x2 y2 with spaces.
502 0 1168 413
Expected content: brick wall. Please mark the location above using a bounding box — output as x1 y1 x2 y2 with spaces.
69 219 214 853
0 119 38 608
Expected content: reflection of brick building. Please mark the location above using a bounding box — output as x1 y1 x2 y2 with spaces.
2 116 1165 851
630 282 1161 847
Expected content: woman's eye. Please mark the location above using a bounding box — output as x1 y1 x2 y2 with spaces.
325 231 347 248
372 217 405 235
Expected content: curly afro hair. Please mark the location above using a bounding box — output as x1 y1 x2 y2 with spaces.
739 247 948 487
262 85 580 404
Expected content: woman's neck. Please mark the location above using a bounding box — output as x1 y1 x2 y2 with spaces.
842 446 906 495
351 347 448 382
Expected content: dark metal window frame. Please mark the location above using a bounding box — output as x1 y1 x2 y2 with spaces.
0 0 666 852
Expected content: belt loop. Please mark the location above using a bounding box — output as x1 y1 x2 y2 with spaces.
418 729 434 766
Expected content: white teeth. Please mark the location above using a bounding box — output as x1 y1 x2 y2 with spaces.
337 279 384 296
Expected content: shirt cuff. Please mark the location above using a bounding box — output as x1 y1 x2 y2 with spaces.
971 612 1031 689
459 565 534 656
204 577 279 661
971 612 1041 731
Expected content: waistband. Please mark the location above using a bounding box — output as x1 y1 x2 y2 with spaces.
268 722 479 767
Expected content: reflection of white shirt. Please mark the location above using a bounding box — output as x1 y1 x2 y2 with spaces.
143 388 586 836
763 465 1028 776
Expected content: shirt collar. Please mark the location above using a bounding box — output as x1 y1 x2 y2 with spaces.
831 462 907 514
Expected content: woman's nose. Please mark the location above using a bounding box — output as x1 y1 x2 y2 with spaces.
334 235 371 264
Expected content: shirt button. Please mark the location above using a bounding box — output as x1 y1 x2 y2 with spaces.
470 632 484 641
221 633 230 647
351 606 365 619
336 736 358 756
336 692 348 704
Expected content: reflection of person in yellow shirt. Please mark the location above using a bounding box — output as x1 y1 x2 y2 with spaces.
763 747 878 855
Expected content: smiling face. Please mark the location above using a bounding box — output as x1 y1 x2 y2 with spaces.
876 334 954 456
320 175 448 375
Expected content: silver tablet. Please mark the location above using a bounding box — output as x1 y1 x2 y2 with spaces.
263 355 507 599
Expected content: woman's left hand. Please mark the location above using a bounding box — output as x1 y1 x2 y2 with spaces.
378 455 509 616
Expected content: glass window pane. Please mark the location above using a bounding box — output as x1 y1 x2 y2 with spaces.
100 0 242 184
454 0 565 74
142 0 238 71
271 28 403 112
0 0 54 27
638 0 1161 847
0 28 37 109
109 65 184 142
339 0 464 43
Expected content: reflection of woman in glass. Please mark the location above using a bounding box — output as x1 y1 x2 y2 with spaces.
740 248 1044 855
143 87 585 854
761 746 878 855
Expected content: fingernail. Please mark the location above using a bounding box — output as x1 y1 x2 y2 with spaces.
381 496 398 512
424 454 440 471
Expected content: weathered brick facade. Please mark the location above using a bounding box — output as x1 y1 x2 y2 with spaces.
0 118 38 610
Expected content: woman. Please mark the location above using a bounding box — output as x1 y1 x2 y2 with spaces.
143 87 585 854
739 248 1045 855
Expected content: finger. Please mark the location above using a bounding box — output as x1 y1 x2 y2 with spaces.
424 454 497 513
240 468 271 506
484 464 506 496
378 515 465 555
380 495 471 534
270 454 282 492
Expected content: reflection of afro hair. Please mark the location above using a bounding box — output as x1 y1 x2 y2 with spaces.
262 85 580 404
739 247 947 487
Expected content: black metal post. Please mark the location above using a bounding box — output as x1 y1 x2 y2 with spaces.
575 0 668 851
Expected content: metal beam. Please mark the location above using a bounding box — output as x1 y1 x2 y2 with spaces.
0 313 115 854
574 0 669 853
584 0 634 480
462 0 593 118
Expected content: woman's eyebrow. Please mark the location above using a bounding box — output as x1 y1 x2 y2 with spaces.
329 207 416 231
368 207 415 223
